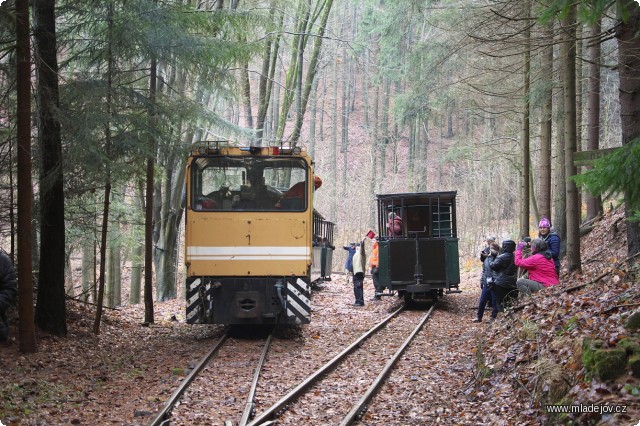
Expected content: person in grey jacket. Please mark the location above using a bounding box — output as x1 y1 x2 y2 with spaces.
0 250 17 341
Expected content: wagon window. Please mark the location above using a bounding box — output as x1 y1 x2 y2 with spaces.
406 206 430 235
432 203 454 237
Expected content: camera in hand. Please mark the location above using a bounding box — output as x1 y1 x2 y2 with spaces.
523 237 531 243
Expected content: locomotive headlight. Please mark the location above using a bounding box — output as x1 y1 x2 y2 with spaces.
292 146 302 155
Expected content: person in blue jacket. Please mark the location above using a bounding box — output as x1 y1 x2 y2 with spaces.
343 242 356 283
537 218 561 276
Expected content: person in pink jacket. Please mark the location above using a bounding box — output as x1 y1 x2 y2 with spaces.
514 238 559 296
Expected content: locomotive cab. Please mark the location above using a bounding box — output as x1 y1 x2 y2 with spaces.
375 191 461 304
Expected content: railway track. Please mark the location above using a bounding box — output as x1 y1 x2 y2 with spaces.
148 303 435 426
148 327 273 426
248 303 435 425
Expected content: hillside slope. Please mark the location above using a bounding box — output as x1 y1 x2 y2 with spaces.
469 206 640 425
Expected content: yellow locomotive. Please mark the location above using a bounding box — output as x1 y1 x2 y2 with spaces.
184 142 334 325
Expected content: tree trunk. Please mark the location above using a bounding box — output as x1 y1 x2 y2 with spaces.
563 5 581 273
585 18 603 221
255 1 282 144
553 29 567 252
16 0 37 353
93 3 114 334
309 77 318 157
380 78 391 182
144 53 158 323
240 65 253 129
616 0 640 255
539 20 553 221
520 1 531 240
81 242 94 303
33 0 67 337
291 0 334 144
129 183 145 305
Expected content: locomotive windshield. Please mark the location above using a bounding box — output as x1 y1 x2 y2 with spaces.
190 156 309 212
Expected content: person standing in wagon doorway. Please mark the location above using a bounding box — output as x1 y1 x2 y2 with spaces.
537 218 561 276
387 212 403 238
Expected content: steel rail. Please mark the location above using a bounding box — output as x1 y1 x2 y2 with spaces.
239 331 274 426
339 302 436 425
247 305 405 426
149 331 229 426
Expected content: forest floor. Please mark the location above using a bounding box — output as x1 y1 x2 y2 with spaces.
1 206 639 425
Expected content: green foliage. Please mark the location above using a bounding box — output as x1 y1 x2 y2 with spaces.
572 139 640 221
537 0 639 26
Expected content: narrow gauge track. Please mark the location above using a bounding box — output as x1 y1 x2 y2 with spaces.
149 327 273 426
247 303 436 426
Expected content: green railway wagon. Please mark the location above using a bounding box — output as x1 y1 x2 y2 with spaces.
375 191 461 304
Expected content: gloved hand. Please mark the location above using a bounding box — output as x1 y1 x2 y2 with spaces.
490 249 499 257
516 241 526 251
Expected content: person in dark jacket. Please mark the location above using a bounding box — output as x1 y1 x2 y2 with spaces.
538 217 561 276
0 250 17 342
488 239 518 318
473 242 500 323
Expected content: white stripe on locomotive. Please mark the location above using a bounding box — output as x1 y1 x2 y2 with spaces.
187 246 310 261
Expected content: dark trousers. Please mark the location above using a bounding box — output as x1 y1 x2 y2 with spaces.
0 310 8 341
492 285 518 318
353 272 364 305
477 285 495 320
371 267 382 294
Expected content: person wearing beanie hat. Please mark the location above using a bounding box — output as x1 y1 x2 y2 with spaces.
537 217 561 275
